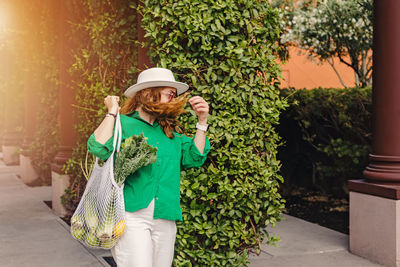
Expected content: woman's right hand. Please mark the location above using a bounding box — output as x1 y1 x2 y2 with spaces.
95 95 120 144
104 95 120 114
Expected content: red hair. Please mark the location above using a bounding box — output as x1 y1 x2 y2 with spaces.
120 87 189 138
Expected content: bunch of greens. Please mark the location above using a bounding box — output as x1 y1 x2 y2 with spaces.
114 133 158 185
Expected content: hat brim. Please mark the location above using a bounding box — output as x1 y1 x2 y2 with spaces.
124 81 189 98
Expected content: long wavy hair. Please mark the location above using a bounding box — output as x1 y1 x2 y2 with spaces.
120 87 189 138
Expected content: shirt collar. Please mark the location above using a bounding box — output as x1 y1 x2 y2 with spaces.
127 110 159 127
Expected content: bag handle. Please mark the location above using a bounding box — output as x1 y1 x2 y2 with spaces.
94 111 122 166
112 111 122 154
93 111 123 190
110 111 123 189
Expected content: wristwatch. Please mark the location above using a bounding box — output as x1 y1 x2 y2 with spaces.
196 122 208 132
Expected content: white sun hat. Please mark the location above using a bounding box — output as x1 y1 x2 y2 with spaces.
124 67 189 98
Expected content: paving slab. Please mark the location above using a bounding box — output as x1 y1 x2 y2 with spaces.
249 215 383 267
250 250 383 267
263 215 348 256
0 172 109 267
0 164 21 176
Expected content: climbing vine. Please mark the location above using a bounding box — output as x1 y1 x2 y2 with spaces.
140 1 286 265
59 1 285 265
62 0 137 213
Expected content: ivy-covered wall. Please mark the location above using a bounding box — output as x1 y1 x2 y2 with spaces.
62 0 138 212
140 1 286 265
55 0 286 265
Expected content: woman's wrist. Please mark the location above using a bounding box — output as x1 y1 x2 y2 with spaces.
108 108 118 115
198 117 208 125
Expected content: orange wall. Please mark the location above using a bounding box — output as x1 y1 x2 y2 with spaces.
279 47 355 89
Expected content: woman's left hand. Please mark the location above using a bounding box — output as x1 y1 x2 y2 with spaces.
189 96 209 123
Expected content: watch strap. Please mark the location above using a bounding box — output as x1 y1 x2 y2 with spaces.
196 122 208 132
106 112 117 118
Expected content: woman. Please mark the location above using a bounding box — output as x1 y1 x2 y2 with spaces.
87 67 210 267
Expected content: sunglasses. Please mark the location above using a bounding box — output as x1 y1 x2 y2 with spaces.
163 91 177 101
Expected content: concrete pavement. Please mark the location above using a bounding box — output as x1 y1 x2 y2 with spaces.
0 155 384 267
0 159 112 267
249 215 383 267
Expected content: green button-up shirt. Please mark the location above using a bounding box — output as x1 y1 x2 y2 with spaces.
87 111 210 221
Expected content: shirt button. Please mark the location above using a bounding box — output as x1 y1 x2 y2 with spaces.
155 197 159 200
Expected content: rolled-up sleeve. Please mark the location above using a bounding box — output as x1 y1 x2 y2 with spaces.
87 133 114 161
181 134 211 168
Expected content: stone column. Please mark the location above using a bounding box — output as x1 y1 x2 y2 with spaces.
1 95 22 165
1 36 23 165
51 1 78 216
349 1 400 266
19 2 41 185
19 70 40 185
363 0 400 182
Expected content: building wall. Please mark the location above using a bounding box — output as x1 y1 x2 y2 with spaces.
279 47 356 89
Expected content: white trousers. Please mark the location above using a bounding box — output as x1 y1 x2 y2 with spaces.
111 199 177 267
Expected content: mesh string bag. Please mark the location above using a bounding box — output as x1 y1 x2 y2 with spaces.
70 112 125 249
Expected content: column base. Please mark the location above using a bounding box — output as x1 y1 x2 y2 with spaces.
51 171 70 217
364 154 400 182
2 145 20 165
19 155 40 185
350 184 400 267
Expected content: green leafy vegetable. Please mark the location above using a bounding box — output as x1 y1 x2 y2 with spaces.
114 133 158 185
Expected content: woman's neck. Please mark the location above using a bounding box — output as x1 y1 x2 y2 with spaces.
136 107 156 125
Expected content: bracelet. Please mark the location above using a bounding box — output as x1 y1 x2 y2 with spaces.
106 112 116 118
196 122 208 132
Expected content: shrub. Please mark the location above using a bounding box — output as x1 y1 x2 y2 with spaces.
140 0 286 265
278 87 372 194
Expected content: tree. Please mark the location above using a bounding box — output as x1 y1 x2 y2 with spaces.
276 0 373 88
